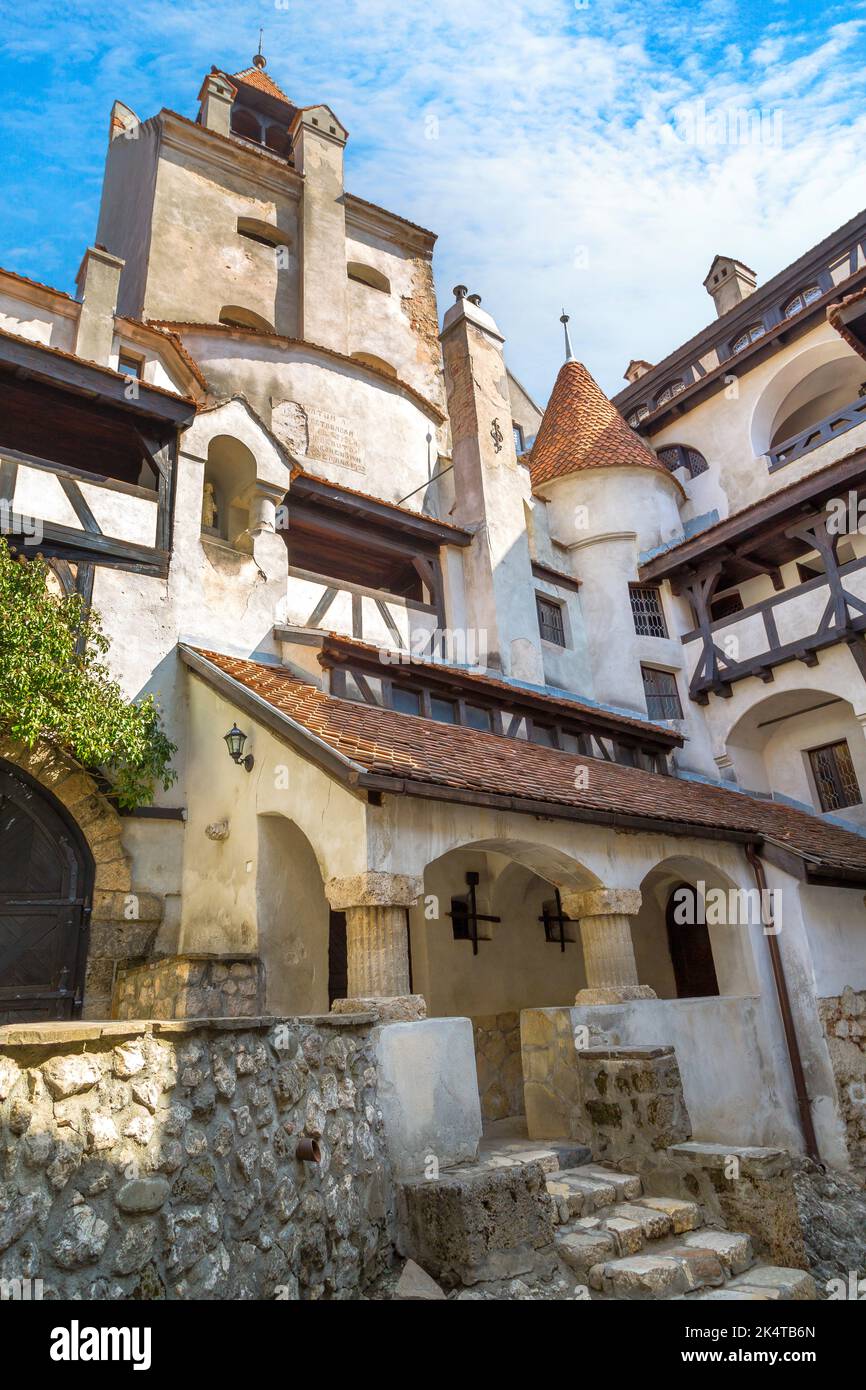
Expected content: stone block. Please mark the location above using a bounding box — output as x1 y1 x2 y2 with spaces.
375 1017 481 1178
398 1158 555 1286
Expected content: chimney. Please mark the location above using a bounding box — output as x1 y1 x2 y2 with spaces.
624 358 653 384
74 246 124 367
197 70 235 138
704 255 757 317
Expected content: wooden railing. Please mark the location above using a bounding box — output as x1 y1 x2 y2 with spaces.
767 395 866 470
286 565 441 656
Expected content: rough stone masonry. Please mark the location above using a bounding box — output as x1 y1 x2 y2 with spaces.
0 1015 394 1299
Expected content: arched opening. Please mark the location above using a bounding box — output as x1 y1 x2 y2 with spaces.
750 340 866 458
231 108 263 143
263 124 290 157
350 350 398 378
0 759 94 1022
347 262 391 294
410 839 599 1125
218 305 275 333
724 688 866 826
237 217 290 250
635 855 759 999
202 434 257 546
256 815 330 1014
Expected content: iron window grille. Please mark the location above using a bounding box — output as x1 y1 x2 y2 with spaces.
808 740 862 812
732 323 766 353
657 444 709 479
710 590 744 622
536 595 566 646
641 665 683 721
630 585 668 638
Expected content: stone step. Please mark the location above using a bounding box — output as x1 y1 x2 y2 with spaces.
547 1171 619 1222
477 1138 591 1174
677 1266 817 1301
603 1201 673 1241
633 1195 701 1234
588 1244 728 1299
681 1228 753 1275
575 1165 643 1200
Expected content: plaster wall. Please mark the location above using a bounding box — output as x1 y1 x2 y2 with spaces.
0 293 77 352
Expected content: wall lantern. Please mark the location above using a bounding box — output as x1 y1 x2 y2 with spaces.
224 724 254 772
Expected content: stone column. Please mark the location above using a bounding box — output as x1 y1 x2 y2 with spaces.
325 872 426 1021
561 888 656 1005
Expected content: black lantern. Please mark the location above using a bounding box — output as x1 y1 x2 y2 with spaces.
224 724 254 772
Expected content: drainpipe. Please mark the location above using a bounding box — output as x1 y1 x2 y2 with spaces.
745 844 820 1163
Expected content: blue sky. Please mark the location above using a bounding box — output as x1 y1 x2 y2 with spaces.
1 0 865 403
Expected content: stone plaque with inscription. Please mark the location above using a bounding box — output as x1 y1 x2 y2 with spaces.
306 407 365 475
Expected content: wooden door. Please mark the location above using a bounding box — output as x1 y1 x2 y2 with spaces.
0 763 92 1023
665 882 719 999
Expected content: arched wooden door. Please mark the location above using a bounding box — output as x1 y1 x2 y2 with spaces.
0 762 93 1023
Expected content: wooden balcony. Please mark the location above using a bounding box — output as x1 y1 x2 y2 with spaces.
286 565 440 656
767 394 866 470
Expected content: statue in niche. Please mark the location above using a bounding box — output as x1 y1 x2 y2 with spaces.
201 480 219 532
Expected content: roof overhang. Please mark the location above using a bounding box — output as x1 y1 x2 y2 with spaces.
288 471 472 549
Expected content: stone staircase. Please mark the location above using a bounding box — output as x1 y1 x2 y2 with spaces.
545 1160 815 1300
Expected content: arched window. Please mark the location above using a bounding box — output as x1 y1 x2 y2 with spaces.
350 350 398 378
347 262 391 294
237 217 289 249
783 285 822 319
656 444 709 478
263 124 290 157
231 108 263 144
732 323 766 353
218 305 275 333
655 379 686 407
627 404 650 426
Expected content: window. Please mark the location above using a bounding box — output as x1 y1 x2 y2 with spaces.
347 262 390 294
641 666 683 721
710 591 744 622
237 217 289 249
117 351 143 380
531 723 557 747
536 594 566 646
464 704 492 731
655 380 686 407
630 585 668 637
449 895 471 941
657 444 709 479
783 285 822 319
732 323 766 353
430 696 457 724
392 687 422 716
231 109 263 143
513 422 525 453
627 405 650 426
219 305 275 333
808 740 862 812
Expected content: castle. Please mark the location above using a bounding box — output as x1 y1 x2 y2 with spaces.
1 52 865 1187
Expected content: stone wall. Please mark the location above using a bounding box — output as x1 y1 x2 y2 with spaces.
577 1045 692 1172
818 987 866 1169
0 1014 393 1299
472 1013 524 1122
113 956 264 1021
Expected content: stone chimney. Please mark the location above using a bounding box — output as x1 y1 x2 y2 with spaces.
704 255 757 317
624 359 653 384
440 287 544 683
197 70 236 138
74 246 124 367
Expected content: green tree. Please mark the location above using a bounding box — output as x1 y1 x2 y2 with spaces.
0 540 176 807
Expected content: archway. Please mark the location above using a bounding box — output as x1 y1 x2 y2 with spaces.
636 855 759 999
256 814 330 1014
0 759 94 1022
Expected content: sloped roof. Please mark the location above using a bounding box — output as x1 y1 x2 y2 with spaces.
231 64 292 105
529 359 682 493
181 646 866 880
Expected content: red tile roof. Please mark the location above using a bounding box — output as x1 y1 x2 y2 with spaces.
185 647 866 876
529 360 683 494
231 65 292 105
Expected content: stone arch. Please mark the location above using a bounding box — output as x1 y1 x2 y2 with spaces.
255 813 330 1015
0 735 163 1018
636 853 760 998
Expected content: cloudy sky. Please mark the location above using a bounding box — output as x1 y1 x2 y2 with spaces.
1 0 864 404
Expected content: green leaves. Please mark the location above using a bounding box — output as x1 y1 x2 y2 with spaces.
0 540 176 807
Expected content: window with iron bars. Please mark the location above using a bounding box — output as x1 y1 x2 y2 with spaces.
630 585 668 637
808 740 862 812
641 665 683 721
536 594 566 646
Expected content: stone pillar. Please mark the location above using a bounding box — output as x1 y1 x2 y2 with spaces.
75 246 124 367
325 872 426 1021
197 71 235 138
290 105 349 354
561 888 656 1005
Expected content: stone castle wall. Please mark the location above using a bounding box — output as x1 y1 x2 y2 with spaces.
818 987 866 1169
471 1013 524 1122
113 956 265 1021
0 1014 393 1299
